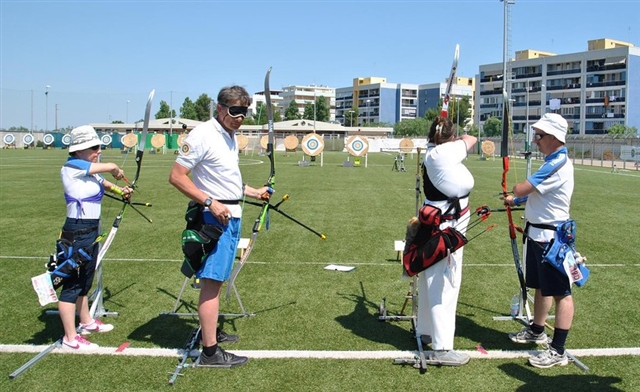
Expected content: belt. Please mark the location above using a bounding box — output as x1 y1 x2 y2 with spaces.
218 200 241 205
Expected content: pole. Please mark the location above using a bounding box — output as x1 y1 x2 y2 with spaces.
126 100 130 123
45 85 50 132
30 90 34 134
55 103 58 131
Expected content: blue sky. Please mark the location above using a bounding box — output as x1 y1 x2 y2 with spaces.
1 0 639 129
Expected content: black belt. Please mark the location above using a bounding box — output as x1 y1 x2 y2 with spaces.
218 200 241 205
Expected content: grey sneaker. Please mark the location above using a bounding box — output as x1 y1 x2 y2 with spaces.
217 329 239 344
509 327 548 344
425 350 470 366
198 347 248 368
529 346 569 369
420 335 432 346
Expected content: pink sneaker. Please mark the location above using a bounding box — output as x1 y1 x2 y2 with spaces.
78 319 114 335
62 335 99 351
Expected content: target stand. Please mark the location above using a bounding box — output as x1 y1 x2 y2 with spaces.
300 133 325 166
392 153 406 172
344 135 369 168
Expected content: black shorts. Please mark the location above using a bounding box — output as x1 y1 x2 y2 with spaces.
58 218 100 303
525 239 572 297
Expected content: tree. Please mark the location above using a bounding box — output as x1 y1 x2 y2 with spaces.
426 96 472 130
284 100 301 121
180 97 198 120
394 117 431 136
155 100 176 119
607 124 638 136
252 101 281 125
466 124 480 137
302 102 314 120
315 96 330 122
344 107 359 126
194 94 213 121
425 108 439 122
482 116 502 137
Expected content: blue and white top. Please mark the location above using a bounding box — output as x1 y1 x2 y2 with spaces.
61 158 105 219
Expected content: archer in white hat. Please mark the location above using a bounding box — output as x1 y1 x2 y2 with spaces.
55 125 132 351
503 112 576 369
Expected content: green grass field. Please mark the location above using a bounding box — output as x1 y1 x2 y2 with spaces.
1 148 639 391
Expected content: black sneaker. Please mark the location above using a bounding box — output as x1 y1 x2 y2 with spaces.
217 329 239 344
198 347 248 368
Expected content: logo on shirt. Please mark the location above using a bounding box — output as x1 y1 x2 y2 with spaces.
180 142 191 155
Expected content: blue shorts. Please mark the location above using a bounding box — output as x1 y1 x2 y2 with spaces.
59 218 100 303
197 212 240 282
525 239 571 297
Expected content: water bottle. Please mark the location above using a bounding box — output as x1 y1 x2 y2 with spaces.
510 295 520 317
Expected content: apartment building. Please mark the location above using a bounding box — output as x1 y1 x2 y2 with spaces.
418 76 475 127
278 85 336 121
476 38 640 135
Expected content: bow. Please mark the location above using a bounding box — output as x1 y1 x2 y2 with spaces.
226 69 276 297
90 90 155 319
500 88 531 321
440 44 459 119
226 68 325 299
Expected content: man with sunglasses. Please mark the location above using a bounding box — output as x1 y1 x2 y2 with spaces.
169 85 272 368
503 113 576 369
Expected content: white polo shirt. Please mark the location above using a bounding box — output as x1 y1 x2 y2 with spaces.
175 118 244 217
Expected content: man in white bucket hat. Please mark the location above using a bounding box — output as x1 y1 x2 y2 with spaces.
503 113 576 368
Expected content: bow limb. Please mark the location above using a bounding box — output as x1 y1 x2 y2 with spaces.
501 89 531 321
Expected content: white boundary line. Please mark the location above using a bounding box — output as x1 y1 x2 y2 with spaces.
1 344 639 359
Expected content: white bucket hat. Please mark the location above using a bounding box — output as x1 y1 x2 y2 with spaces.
69 125 101 152
531 113 568 143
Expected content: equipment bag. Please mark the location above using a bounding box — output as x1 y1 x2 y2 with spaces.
46 237 93 289
541 219 590 287
403 205 468 277
180 201 224 278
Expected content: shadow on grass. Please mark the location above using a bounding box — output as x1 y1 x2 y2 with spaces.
499 363 623 391
335 281 416 350
129 315 198 348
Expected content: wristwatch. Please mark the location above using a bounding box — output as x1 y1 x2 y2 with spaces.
204 197 213 208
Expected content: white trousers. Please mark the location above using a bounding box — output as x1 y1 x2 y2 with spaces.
415 213 468 350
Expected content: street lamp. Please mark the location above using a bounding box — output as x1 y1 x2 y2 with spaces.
45 85 51 132
348 110 355 126
126 100 130 123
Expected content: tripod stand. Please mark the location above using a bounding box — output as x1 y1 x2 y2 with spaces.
392 153 406 172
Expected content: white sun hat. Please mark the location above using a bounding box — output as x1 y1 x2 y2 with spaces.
531 113 568 143
69 125 101 152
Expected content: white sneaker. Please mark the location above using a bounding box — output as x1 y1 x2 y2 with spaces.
78 319 114 335
62 335 99 351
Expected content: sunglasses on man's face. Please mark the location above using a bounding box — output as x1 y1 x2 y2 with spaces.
534 133 549 141
89 145 101 151
221 104 248 118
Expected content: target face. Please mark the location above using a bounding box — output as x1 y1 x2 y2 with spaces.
62 134 72 145
3 133 15 145
43 133 54 145
101 134 113 146
23 133 35 145
301 133 324 156
346 135 369 157
121 133 138 148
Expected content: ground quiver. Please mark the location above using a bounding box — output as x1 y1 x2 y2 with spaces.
402 204 468 277
180 201 223 278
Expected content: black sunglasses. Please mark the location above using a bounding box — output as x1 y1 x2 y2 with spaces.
534 133 548 141
89 145 101 151
221 103 248 118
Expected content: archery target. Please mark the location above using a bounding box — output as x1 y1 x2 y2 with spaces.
399 138 414 153
3 133 15 145
177 134 187 147
43 133 55 145
22 133 35 145
481 140 496 155
346 135 369 157
236 134 249 150
62 134 72 145
301 133 324 156
284 135 299 150
260 135 269 150
121 133 138 148
101 134 113 146
151 133 165 148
